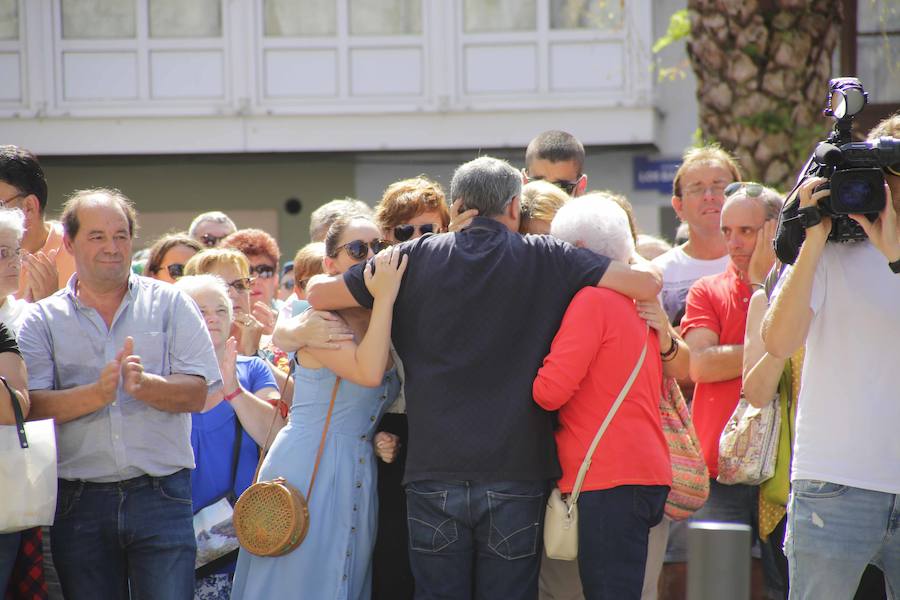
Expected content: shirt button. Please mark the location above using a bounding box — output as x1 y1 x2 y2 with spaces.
360 435 367 441
370 416 376 422
359 458 365 464
356 481 362 488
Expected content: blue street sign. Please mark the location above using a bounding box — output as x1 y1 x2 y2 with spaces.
633 156 681 194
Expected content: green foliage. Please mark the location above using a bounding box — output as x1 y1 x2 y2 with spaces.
653 9 690 54
735 109 792 135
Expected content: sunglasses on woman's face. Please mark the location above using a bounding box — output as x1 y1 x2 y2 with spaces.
225 277 254 293
724 182 765 198
333 239 391 261
165 263 185 279
249 264 276 279
393 223 439 242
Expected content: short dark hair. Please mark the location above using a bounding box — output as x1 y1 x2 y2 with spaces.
61 188 138 240
525 130 585 173
0 145 48 213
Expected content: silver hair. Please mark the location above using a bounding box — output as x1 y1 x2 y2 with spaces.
0 209 25 242
449 156 522 218
174 274 233 323
188 211 237 237
551 195 635 262
723 185 783 220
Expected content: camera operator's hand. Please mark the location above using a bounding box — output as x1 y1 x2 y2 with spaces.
748 219 778 285
797 177 832 247
850 182 900 264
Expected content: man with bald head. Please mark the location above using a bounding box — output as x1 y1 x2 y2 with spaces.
18 188 221 599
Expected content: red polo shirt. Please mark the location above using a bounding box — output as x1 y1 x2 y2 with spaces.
680 262 751 479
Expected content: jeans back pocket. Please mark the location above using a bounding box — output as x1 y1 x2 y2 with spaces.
486 489 543 560
406 486 459 553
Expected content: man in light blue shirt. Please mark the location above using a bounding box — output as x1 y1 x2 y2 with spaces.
19 188 221 600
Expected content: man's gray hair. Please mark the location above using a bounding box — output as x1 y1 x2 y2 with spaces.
188 211 237 238
551 195 635 262
0 208 25 242
449 156 522 218
174 274 233 323
723 185 783 220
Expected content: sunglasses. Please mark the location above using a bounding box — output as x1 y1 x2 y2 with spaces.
393 223 439 242
249 264 276 279
281 280 295 291
165 263 185 279
332 239 391 260
225 277 254 293
523 169 582 196
200 233 228 248
724 182 765 198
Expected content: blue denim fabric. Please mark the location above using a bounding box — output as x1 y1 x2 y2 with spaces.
50 469 196 600
785 480 900 600
405 479 548 600
0 531 21 593
577 485 668 600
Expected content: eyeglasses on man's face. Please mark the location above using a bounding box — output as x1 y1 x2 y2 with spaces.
332 239 391 261
248 264 276 279
0 193 26 209
393 223 439 242
200 233 228 248
523 170 583 196
225 277 254 293
681 182 729 199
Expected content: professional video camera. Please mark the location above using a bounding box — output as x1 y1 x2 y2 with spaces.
774 77 900 264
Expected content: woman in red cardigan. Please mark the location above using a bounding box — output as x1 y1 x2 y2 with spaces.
534 195 674 600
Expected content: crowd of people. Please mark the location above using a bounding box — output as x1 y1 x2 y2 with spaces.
0 116 898 600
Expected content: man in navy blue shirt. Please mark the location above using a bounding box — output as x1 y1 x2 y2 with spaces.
307 156 660 599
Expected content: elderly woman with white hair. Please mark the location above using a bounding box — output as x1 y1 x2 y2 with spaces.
0 209 30 334
533 196 674 600
173 274 280 600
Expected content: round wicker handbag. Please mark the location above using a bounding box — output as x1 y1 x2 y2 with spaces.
234 375 340 557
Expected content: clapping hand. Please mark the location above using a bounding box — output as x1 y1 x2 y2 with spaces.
23 249 60 302
119 337 147 398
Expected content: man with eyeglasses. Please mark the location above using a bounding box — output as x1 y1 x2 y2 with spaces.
0 146 76 303
307 155 661 600
678 182 782 599
188 210 237 249
18 188 221 600
648 145 741 600
523 130 588 198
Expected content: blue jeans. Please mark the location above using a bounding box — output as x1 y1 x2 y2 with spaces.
785 479 900 600
577 485 668 600
405 479 548 600
51 470 196 600
0 531 21 594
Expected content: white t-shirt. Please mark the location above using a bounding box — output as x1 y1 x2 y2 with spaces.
0 294 29 336
789 241 900 493
652 246 730 324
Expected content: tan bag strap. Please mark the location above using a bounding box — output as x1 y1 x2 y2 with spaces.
251 359 295 484
567 325 650 514
250 360 341 504
306 377 340 501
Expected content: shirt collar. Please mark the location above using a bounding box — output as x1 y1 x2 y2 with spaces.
66 272 140 305
463 216 509 233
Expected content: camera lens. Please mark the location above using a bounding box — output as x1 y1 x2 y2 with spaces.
835 180 873 212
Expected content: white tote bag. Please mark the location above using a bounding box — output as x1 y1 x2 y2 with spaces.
0 379 57 534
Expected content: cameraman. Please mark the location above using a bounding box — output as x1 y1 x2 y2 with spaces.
762 114 900 599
